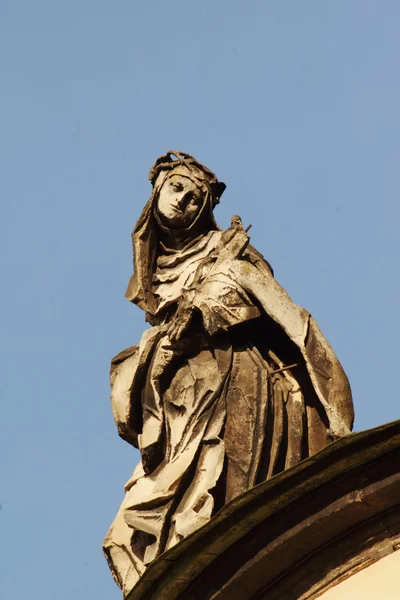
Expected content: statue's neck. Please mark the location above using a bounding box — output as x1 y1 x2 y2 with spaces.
154 211 211 251
158 228 204 252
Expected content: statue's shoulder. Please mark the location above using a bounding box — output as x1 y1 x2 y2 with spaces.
243 243 274 277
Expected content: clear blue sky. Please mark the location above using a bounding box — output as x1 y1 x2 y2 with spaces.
1 2 399 598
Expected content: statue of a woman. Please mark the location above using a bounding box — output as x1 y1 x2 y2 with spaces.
104 151 354 595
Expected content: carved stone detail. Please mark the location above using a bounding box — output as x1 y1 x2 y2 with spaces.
103 151 354 595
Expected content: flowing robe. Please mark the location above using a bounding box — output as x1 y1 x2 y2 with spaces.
103 226 353 594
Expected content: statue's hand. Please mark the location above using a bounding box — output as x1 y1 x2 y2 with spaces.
167 298 193 345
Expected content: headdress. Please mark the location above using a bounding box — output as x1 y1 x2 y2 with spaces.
149 151 226 208
125 151 226 315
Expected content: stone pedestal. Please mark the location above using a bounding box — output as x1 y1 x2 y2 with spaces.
126 420 400 600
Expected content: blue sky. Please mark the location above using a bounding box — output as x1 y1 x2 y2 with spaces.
1 2 399 598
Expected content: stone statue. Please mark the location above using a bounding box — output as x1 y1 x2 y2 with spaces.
103 151 354 596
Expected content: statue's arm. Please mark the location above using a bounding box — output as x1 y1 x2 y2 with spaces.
168 228 263 341
191 274 261 336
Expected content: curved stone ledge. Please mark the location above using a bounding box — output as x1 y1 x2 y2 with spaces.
127 419 400 600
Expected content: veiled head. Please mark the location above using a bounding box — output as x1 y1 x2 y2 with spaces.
150 150 226 234
125 151 225 311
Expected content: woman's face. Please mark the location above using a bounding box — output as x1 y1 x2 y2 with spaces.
157 174 204 228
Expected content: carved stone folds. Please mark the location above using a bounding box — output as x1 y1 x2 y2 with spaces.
104 152 355 596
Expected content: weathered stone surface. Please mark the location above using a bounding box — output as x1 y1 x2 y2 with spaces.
125 419 400 600
103 151 354 595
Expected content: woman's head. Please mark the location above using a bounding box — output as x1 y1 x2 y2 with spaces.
126 151 225 312
150 151 226 233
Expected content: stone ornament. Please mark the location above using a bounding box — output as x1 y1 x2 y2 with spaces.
103 151 354 596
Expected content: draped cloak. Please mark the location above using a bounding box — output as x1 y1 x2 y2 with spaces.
103 222 354 594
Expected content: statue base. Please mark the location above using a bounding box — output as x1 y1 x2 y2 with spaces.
126 420 400 600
